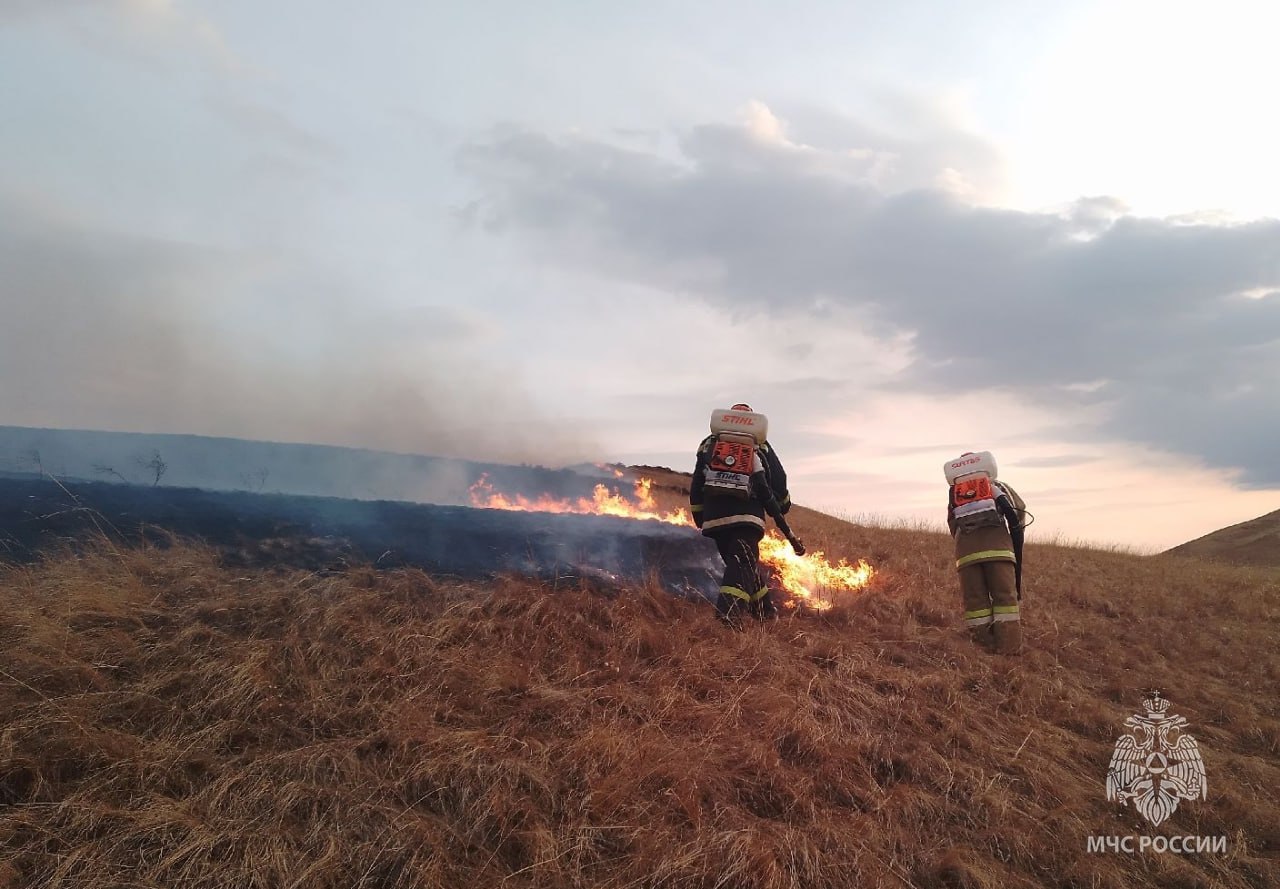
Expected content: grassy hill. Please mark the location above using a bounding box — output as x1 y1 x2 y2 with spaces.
1165 507 1280 569
2 475 1278 888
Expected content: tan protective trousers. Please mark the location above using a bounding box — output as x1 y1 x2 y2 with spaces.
958 560 1022 654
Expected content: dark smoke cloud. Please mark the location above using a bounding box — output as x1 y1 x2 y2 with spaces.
460 117 1280 486
0 194 599 467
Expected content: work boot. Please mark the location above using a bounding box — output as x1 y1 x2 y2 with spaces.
993 621 1022 655
968 625 995 650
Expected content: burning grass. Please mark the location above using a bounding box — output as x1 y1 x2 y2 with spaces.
470 473 694 526
2 517 1278 888
470 472 875 609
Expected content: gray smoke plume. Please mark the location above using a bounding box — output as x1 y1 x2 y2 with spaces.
0 194 599 471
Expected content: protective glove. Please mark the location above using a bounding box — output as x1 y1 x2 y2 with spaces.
789 536 806 556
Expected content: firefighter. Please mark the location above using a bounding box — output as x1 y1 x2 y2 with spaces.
944 451 1028 655
691 404 803 622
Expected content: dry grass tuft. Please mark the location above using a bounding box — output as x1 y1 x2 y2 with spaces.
2 507 1278 887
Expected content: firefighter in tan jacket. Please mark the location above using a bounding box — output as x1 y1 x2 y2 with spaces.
944 451 1027 655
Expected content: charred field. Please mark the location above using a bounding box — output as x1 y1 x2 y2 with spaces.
0 475 721 598
1 472 1279 888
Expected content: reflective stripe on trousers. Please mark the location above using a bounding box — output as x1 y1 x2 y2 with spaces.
720 585 752 602
992 603 1020 623
964 607 993 627
956 549 1015 568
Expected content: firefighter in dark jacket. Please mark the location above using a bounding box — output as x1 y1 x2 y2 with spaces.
690 404 803 621
944 451 1028 655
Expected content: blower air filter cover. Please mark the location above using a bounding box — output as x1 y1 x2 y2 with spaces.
944 450 998 484
710 408 768 445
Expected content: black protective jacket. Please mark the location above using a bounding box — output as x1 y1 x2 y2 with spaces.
689 437 790 536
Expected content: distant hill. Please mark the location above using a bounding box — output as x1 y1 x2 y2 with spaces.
0 425 615 506
1165 507 1280 568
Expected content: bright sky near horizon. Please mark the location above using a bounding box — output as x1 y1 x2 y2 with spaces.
1 0 1277 550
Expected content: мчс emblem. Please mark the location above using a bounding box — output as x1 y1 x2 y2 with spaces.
1106 692 1207 826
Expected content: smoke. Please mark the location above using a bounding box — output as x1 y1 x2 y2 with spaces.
0 425 631 515
0 194 599 467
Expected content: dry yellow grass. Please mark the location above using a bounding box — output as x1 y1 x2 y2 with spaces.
1 477 1278 888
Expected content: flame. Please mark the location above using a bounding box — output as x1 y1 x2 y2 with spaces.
468 474 875 607
469 474 692 525
758 533 874 611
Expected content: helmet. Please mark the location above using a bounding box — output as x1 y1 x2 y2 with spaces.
731 403 753 412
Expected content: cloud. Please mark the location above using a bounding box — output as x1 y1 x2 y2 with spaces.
0 0 90 21
0 193 598 465
1008 454 1101 469
206 96 340 163
1 0 251 74
765 95 1008 198
460 104 1280 486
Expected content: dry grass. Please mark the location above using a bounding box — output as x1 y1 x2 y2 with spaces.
1 497 1278 888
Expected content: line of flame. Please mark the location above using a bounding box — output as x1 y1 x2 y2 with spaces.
468 474 874 607
469 474 692 525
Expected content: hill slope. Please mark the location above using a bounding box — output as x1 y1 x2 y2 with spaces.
1165 507 1280 569
2 491 1278 888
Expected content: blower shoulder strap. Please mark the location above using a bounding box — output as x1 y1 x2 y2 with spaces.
996 481 1027 524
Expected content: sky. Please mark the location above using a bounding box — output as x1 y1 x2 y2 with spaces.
1 0 1277 550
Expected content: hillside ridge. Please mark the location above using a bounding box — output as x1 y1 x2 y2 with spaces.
1165 506 1280 568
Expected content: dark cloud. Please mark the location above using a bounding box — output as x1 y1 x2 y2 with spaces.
460 115 1280 486
0 195 597 464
